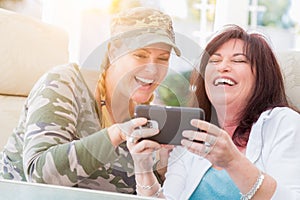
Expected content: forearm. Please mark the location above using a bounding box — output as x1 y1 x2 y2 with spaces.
24 141 79 185
24 129 118 185
225 154 276 200
74 129 119 172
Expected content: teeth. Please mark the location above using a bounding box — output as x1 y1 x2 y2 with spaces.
136 76 154 84
214 78 235 86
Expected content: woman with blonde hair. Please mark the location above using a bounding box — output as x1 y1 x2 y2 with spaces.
0 7 180 194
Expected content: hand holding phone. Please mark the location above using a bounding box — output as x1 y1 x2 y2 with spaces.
134 105 205 145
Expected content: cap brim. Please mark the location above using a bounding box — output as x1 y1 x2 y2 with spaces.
133 32 181 57
109 30 181 62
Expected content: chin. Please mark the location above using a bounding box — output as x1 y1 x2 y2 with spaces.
131 94 153 104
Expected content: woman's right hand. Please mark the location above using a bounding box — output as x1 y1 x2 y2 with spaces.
107 117 159 148
123 119 166 199
123 118 161 173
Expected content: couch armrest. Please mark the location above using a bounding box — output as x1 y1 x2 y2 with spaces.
0 8 69 96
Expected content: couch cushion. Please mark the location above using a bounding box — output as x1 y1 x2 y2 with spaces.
0 95 26 150
276 51 300 110
0 8 69 96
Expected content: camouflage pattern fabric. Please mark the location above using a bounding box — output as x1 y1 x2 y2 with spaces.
108 7 181 63
0 63 136 193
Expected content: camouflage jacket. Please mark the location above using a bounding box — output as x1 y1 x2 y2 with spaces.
0 63 136 193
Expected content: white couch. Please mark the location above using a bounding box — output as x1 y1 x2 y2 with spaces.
0 8 69 149
276 51 300 110
0 8 300 151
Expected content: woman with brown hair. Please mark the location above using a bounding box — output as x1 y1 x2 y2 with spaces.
128 25 300 199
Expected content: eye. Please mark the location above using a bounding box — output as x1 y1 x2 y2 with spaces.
232 57 249 63
208 59 221 64
232 59 247 63
134 53 148 59
232 55 249 63
158 56 170 62
208 55 221 64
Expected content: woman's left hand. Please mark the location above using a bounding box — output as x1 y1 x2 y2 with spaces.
181 119 241 168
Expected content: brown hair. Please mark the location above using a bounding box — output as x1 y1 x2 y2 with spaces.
189 71 212 122
190 25 295 147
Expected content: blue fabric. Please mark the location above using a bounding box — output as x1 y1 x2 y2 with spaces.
189 167 241 200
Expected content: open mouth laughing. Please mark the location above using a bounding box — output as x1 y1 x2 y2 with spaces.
135 76 155 86
213 77 236 86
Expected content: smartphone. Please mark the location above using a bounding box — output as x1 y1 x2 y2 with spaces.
134 105 205 145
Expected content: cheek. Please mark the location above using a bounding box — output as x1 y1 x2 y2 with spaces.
204 74 213 101
243 70 256 89
248 76 256 94
107 65 133 92
158 65 169 79
204 65 213 76
204 68 213 87
111 60 137 78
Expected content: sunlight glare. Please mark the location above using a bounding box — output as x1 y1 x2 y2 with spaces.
72 0 112 11
160 0 187 19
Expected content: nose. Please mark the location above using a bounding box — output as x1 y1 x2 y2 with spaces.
144 63 159 74
216 59 231 72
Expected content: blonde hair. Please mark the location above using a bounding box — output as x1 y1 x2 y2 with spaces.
96 51 154 128
98 52 110 104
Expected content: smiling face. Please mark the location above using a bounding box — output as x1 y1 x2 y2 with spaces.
204 39 256 110
106 43 171 104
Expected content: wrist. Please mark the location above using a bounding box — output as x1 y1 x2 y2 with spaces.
134 162 155 174
137 186 163 198
224 150 244 171
133 152 156 173
107 124 125 147
240 171 265 200
135 174 163 197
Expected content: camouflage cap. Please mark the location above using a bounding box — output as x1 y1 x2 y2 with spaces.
108 7 181 62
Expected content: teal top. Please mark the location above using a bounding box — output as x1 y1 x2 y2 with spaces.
189 167 241 200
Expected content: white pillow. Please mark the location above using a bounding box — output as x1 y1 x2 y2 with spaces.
0 8 69 96
277 51 300 110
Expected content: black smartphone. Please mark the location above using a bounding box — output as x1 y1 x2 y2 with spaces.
134 105 205 145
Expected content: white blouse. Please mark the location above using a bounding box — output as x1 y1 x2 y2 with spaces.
163 107 300 200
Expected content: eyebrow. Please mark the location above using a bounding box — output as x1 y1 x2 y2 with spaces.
212 53 247 57
137 48 151 53
136 48 171 55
